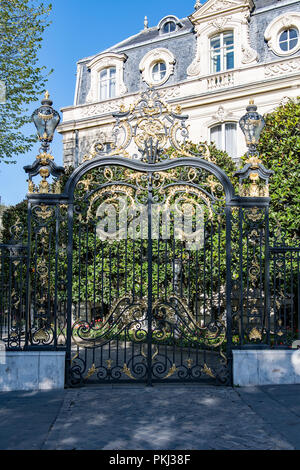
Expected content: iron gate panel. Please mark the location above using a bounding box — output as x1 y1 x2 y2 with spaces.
66 161 233 386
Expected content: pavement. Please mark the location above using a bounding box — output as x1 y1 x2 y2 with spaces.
0 384 299 450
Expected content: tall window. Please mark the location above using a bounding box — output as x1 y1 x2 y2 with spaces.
210 31 234 73
99 67 116 100
279 28 299 52
152 61 167 83
210 122 237 159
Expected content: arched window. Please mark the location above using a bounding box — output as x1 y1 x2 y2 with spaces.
99 67 116 100
163 21 176 34
279 28 299 52
210 122 237 159
152 61 167 83
210 31 234 73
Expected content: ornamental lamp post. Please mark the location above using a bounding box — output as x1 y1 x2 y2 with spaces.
239 99 265 159
32 91 61 155
24 92 64 194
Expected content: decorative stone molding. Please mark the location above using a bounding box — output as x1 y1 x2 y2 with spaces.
139 48 176 87
209 16 231 32
264 58 300 77
210 0 239 13
187 0 257 78
212 105 235 123
86 52 127 103
280 96 291 106
79 98 125 118
241 12 258 64
159 86 181 100
265 13 300 57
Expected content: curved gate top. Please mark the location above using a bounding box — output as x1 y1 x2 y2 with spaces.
13 88 274 388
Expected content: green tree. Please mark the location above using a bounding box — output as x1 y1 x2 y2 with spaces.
0 0 52 163
256 97 300 244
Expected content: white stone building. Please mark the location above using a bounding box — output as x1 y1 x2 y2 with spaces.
58 0 300 166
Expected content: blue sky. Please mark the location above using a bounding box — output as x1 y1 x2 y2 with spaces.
0 0 203 206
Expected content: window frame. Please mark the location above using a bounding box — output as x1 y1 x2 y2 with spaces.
99 66 116 101
162 21 176 34
151 61 167 83
278 27 299 53
210 31 234 74
210 121 237 159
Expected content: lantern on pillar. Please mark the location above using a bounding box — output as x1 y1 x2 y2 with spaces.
32 91 61 154
239 100 265 157
24 92 64 194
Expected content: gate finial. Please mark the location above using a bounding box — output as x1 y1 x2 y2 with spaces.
24 93 65 194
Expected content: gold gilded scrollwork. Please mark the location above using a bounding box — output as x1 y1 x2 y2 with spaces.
249 327 262 341
202 364 216 379
86 184 136 221
164 364 178 379
85 363 97 380
80 88 211 164
122 364 136 380
164 184 213 220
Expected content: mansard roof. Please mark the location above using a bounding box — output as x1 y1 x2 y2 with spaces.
77 16 194 64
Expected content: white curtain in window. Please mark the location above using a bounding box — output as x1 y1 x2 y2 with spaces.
225 123 237 159
210 124 222 149
100 67 116 100
210 122 237 159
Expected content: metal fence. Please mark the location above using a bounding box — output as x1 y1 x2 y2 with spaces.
270 241 300 347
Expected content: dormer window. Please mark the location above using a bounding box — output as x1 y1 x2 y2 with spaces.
100 67 116 100
210 31 234 74
163 21 176 34
158 15 181 36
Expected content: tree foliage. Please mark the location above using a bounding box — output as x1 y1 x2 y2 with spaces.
0 0 52 163
256 97 300 243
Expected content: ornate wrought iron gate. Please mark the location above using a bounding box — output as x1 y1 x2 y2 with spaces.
65 160 233 386
1 89 298 388
63 90 237 386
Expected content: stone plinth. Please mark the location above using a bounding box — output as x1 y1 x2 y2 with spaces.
233 349 300 387
0 351 66 392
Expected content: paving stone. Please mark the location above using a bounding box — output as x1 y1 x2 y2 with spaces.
0 385 298 450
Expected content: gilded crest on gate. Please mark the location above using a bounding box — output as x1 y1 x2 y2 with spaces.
83 87 210 164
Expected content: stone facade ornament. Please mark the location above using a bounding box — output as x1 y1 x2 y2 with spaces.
265 58 300 77
212 105 234 123
210 0 238 12
139 48 176 87
209 16 231 32
280 96 291 106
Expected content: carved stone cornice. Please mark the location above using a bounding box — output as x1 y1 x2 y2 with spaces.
265 58 300 78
